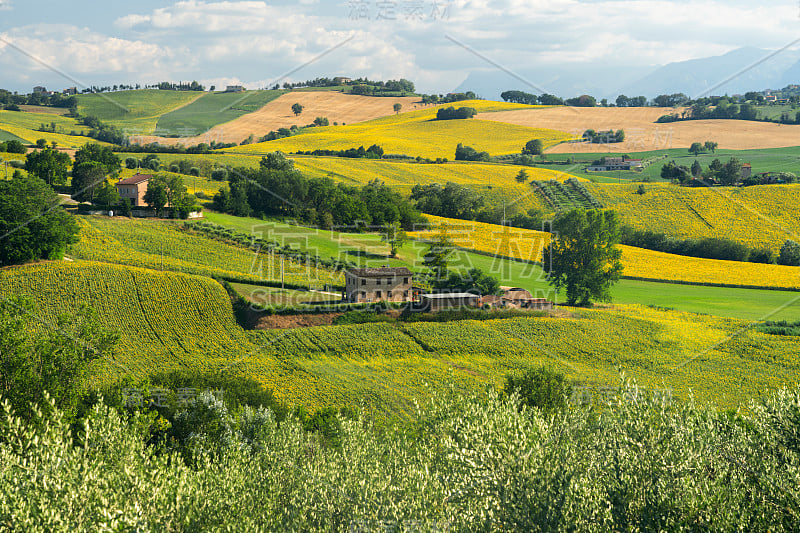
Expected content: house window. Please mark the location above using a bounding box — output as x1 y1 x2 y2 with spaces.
376 290 382 298
361 279 366 286
376 279 381 285
403 290 409 298
386 279 391 285
404 277 408 284
387 291 393 298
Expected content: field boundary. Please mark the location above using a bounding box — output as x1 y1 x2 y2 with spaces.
621 275 800 292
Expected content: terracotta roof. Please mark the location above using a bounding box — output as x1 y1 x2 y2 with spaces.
346 267 413 278
116 173 152 186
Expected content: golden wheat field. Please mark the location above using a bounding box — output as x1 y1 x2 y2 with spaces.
412 214 800 289
227 100 573 159
588 182 800 252
477 106 800 152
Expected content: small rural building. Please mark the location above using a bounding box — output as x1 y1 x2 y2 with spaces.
741 163 752 180
343 267 413 303
33 86 47 94
63 87 77 95
586 157 643 172
225 85 245 93
115 173 151 207
419 292 480 311
333 77 352 84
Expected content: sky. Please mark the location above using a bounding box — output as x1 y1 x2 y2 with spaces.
0 0 798 94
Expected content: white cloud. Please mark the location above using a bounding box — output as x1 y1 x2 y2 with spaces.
0 25 185 83
0 0 12 11
1 0 797 94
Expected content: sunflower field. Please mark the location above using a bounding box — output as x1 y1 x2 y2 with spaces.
227 100 574 159
410 215 800 289
588 182 800 252
69 216 343 288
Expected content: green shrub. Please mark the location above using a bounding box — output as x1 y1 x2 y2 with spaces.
503 365 572 414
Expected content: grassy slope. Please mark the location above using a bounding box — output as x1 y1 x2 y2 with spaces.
227 100 573 159
75 90 204 134
155 90 285 136
1 259 798 411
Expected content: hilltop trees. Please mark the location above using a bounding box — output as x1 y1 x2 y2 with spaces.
500 90 539 105
544 209 623 306
0 175 79 265
436 106 477 120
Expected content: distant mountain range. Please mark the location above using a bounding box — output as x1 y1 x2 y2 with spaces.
453 47 800 101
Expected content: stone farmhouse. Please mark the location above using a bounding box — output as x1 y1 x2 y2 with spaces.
343 267 413 303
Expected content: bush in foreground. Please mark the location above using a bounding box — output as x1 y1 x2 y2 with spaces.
2 382 800 530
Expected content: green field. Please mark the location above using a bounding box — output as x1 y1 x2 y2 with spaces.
537 146 800 183
155 90 285 136
75 90 204 134
0 130 28 143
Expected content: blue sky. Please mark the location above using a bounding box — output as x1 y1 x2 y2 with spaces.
0 0 798 94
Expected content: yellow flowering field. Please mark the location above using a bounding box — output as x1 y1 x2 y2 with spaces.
2 258 799 411
587 182 800 252
411 215 800 289
0 260 255 386
69 216 343 288
227 100 574 159
619 244 800 289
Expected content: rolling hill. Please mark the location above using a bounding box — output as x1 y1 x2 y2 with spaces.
228 100 572 159
2 259 799 412
137 91 423 146
477 106 800 152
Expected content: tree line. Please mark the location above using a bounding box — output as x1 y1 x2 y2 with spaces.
211 152 424 230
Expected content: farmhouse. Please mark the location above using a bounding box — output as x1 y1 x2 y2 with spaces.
586 157 643 172
742 163 752 180
115 173 151 207
225 85 245 93
333 77 352 84
343 267 413 303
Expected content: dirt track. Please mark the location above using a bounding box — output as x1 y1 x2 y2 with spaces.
134 91 421 147
476 107 800 152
